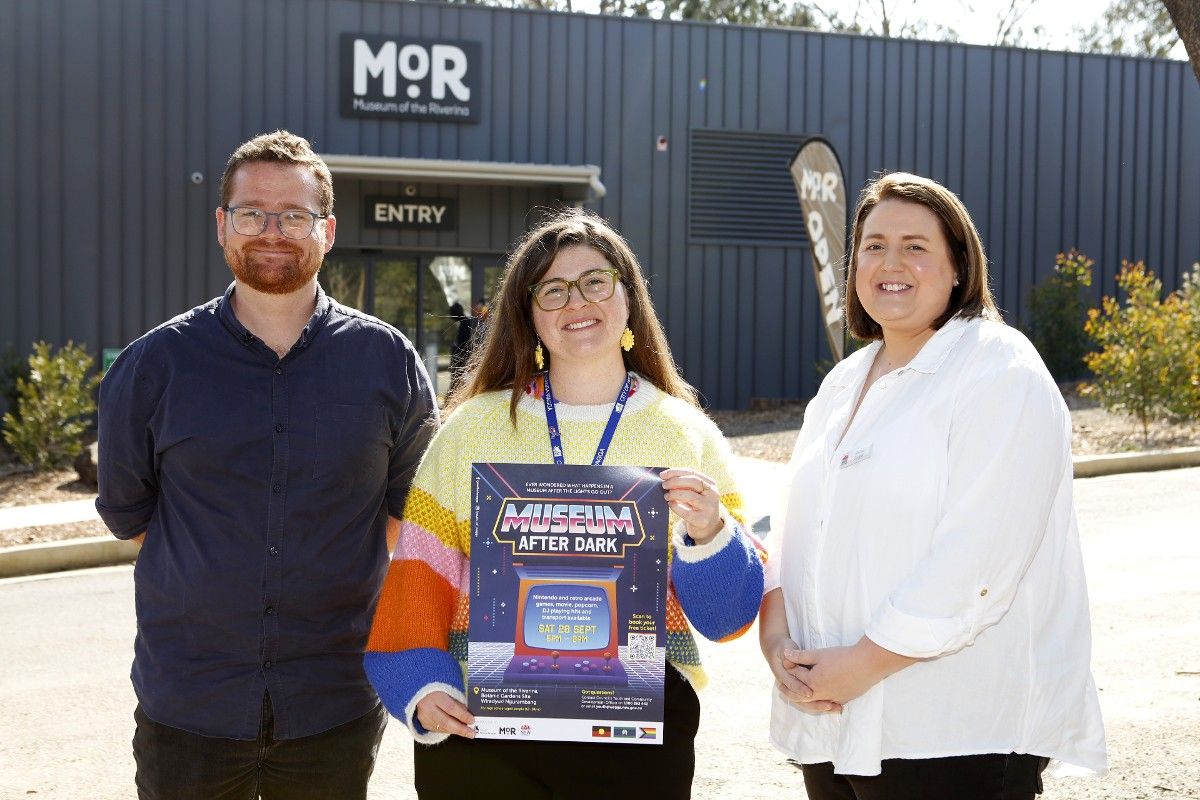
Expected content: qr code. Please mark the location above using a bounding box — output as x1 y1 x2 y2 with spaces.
626 633 656 662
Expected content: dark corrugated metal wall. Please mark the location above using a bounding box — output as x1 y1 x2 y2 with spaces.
3 0 1198 407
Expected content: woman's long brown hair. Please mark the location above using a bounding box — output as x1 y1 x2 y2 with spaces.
449 208 699 424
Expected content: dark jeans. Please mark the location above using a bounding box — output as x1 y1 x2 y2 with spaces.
413 666 701 799
802 753 1050 800
132 695 387 800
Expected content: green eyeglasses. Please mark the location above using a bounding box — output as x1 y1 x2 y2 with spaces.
529 268 620 311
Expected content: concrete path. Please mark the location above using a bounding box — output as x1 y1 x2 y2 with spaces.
1 467 1197 799
0 497 98 531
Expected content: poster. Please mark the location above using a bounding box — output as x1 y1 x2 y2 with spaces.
468 462 669 745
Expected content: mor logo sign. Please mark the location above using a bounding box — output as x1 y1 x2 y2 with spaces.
340 34 481 122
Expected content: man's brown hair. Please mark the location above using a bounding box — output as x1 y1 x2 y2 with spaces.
218 130 334 215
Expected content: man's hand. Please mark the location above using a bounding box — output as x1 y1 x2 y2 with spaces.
786 636 918 705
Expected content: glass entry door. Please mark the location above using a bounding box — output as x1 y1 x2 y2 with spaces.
372 258 420 345
321 252 498 398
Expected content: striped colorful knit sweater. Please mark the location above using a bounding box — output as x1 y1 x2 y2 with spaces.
364 375 766 744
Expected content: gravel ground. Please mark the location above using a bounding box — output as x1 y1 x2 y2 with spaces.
0 466 94 508
0 519 108 548
0 396 1195 548
711 398 1200 464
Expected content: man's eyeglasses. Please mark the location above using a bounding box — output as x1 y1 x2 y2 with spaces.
224 206 327 240
529 268 621 311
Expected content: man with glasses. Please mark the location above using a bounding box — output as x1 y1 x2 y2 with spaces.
97 130 437 799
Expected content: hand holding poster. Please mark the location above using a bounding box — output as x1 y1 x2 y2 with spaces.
468 463 668 744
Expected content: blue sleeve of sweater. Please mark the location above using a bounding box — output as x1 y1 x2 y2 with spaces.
672 522 765 641
364 647 464 733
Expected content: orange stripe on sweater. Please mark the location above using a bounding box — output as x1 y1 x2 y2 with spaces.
717 619 753 643
366 560 457 653
665 591 689 633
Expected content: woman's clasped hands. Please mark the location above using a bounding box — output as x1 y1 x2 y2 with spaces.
764 634 918 715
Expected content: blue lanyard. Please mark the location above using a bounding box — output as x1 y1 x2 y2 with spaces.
542 371 633 466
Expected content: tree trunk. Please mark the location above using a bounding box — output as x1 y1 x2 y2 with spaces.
1162 0 1200 85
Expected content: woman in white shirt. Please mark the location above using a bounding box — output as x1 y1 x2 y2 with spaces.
759 172 1106 799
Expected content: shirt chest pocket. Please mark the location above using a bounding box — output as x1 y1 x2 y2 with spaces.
313 403 391 488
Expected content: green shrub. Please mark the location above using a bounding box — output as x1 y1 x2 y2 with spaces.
1027 249 1094 382
1082 261 1199 440
1182 263 1200 331
0 346 31 421
1174 263 1200 419
1 341 101 470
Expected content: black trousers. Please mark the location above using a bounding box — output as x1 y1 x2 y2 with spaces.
132 695 387 800
413 666 701 799
801 753 1050 800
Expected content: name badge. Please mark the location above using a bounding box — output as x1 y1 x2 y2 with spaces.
838 444 872 469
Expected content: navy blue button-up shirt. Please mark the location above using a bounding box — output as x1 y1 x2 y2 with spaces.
97 284 437 740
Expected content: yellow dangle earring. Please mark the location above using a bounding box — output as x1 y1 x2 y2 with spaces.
534 339 545 370
620 327 635 352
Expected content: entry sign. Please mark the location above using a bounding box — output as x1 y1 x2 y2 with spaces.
364 196 457 232
789 137 848 361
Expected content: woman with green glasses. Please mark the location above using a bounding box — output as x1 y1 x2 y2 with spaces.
364 207 766 798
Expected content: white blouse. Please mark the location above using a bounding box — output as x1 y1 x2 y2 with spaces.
766 315 1107 777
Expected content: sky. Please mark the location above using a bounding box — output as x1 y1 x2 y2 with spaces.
892 0 1185 57
573 0 1188 60
904 0 1113 47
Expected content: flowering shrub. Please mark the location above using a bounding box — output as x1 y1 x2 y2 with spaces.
1083 261 1200 440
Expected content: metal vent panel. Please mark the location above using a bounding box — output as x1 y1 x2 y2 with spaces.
688 128 807 245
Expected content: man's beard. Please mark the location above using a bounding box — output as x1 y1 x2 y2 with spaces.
225 242 321 295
